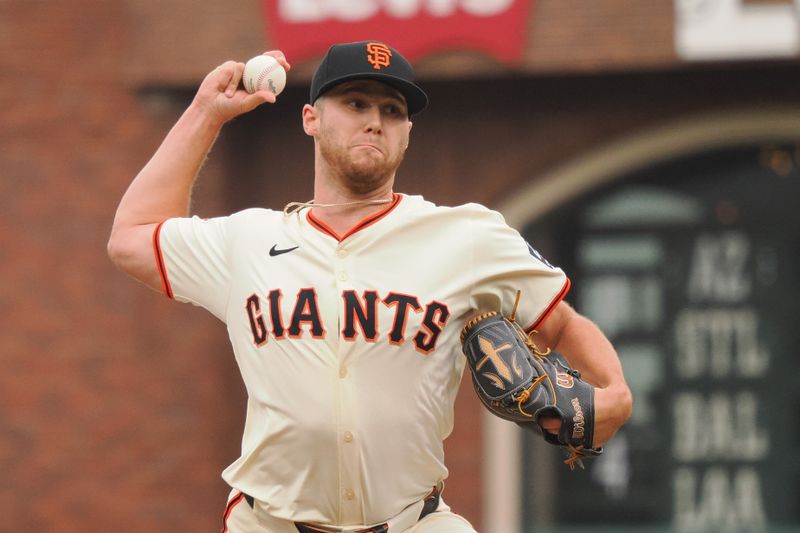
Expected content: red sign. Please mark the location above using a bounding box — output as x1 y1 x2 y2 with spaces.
263 0 533 65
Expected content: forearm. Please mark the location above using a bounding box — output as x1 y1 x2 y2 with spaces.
107 56 283 289
547 313 623 389
537 302 632 445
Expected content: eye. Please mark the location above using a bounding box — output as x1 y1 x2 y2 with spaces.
384 103 407 118
347 98 368 110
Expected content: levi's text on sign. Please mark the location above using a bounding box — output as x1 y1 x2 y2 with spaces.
263 0 533 64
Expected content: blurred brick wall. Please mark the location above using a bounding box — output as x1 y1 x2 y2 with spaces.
2 1 799 532
0 1 244 531
528 0 676 71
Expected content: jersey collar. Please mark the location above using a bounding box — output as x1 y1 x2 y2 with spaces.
306 193 402 242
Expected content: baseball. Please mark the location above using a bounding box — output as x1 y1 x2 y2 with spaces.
243 54 286 96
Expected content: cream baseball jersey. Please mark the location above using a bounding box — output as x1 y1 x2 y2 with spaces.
154 193 569 526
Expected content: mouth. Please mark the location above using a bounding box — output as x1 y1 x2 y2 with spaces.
353 143 383 155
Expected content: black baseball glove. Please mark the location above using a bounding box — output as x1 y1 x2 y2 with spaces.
460 306 603 469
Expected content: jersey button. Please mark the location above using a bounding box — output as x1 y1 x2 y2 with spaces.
338 272 348 281
337 248 349 257
344 489 355 501
339 367 348 379
343 431 354 443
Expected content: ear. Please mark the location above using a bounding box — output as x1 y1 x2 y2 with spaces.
302 103 319 137
404 120 413 148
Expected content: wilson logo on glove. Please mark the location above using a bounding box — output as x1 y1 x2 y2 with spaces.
571 398 586 439
556 371 575 388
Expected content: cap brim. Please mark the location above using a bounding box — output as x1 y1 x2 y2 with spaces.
316 73 429 116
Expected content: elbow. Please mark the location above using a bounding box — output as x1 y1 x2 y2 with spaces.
105 223 162 292
106 228 138 272
106 231 125 268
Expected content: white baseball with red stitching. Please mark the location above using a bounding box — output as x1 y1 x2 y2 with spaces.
243 55 286 95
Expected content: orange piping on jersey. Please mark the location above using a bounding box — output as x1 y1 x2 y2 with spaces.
306 214 340 240
306 193 402 242
524 276 571 334
153 221 174 299
220 491 246 533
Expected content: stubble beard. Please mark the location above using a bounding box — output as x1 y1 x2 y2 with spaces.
318 130 406 196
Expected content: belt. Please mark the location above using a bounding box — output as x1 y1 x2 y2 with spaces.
244 483 442 533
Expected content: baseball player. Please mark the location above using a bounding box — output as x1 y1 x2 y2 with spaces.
108 41 632 533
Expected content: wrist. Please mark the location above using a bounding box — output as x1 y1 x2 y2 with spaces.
186 98 227 132
595 383 633 427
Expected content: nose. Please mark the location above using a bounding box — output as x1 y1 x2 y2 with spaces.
363 106 382 134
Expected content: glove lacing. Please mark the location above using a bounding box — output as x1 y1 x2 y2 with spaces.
508 290 553 417
513 376 547 417
508 290 551 358
563 444 589 471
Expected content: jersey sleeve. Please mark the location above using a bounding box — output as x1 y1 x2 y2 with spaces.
467 206 570 332
153 215 231 321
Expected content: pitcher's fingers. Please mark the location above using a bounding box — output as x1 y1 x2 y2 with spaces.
213 60 237 86
538 416 561 435
265 50 291 71
255 90 277 103
241 91 276 113
225 62 246 97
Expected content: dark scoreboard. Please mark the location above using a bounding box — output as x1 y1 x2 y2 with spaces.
521 145 800 531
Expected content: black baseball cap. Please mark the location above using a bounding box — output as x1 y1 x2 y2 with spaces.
310 41 429 116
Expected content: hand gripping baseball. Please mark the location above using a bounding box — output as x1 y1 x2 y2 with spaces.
194 51 291 125
461 297 603 470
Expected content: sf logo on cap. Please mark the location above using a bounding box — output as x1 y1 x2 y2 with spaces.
367 42 392 70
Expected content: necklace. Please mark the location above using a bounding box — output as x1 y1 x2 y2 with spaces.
283 198 392 216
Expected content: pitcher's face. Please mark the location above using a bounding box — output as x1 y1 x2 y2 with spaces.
310 80 412 194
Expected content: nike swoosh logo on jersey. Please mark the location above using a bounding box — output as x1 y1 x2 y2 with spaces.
269 244 299 257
